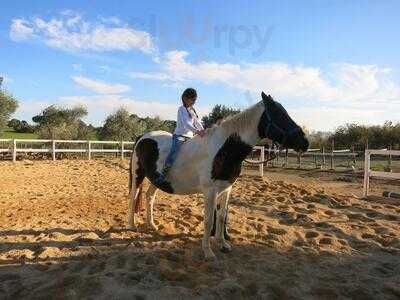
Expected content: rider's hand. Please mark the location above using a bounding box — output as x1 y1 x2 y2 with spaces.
197 130 205 137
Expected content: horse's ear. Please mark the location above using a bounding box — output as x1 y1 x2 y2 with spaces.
261 91 273 104
261 91 267 100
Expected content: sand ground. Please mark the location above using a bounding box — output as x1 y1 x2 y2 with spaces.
0 159 399 299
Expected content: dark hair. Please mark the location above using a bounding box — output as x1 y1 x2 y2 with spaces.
181 88 198 119
181 88 197 104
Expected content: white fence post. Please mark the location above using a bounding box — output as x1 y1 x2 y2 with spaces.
52 140 56 161
121 141 124 159
259 146 264 177
87 141 91 160
12 139 17 162
363 150 371 198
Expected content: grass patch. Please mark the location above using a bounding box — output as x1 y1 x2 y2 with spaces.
370 164 392 172
0 127 38 139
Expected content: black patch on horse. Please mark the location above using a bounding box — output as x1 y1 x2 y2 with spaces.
135 138 174 194
258 110 269 139
129 154 145 190
135 160 145 188
211 133 253 183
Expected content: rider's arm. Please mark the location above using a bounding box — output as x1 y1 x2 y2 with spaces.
177 106 199 133
193 116 204 131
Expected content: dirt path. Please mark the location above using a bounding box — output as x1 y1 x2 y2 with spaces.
1 159 399 299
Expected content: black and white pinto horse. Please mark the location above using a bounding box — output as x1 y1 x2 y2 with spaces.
128 92 309 259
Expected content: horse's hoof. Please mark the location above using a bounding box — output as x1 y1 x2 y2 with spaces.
148 223 158 231
204 249 216 260
224 232 231 241
127 224 136 230
220 242 232 253
220 246 231 253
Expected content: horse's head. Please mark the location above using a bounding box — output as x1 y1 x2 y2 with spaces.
258 92 309 153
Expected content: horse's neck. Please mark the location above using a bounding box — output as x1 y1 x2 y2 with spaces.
218 102 264 147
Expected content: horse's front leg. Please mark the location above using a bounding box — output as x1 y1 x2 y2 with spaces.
216 187 232 252
146 184 158 231
202 188 218 259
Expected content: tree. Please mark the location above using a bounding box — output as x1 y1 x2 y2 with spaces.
7 118 35 133
32 105 90 139
7 118 21 130
201 105 240 128
328 122 400 150
161 120 176 133
98 108 145 141
98 109 177 141
0 89 18 135
139 116 176 133
307 131 330 148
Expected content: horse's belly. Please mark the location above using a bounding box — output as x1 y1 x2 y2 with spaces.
168 172 202 195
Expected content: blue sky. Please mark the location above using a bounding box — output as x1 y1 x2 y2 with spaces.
1 0 399 131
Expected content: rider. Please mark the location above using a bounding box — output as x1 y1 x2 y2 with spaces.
158 88 205 181
157 95 230 239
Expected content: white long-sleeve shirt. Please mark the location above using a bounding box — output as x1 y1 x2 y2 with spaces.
174 106 204 138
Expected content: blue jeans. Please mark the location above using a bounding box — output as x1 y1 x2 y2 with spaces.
164 134 189 168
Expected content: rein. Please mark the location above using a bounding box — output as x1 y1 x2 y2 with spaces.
244 142 280 164
244 153 277 164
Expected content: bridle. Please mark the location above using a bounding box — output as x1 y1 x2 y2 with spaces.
246 100 301 165
261 100 302 147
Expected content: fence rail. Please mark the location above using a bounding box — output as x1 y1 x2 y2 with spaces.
363 149 400 198
258 146 358 170
0 139 135 162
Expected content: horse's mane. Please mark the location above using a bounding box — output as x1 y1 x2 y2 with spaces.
203 101 264 138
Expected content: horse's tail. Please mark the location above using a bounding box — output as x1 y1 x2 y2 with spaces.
134 183 143 213
128 153 133 191
129 134 144 191
128 141 145 213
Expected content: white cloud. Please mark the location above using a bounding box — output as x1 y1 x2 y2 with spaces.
72 76 130 94
130 72 170 81
129 51 400 130
134 51 400 105
290 106 398 132
10 19 35 41
9 13 155 54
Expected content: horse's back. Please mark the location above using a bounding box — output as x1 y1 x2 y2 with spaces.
134 130 206 194
137 130 173 159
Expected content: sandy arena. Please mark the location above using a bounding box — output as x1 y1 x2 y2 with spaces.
0 159 399 299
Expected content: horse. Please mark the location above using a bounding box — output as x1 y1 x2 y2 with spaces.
128 92 309 259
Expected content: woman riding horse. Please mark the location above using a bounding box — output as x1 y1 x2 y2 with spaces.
128 92 309 259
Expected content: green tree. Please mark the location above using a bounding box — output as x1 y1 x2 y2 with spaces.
99 109 176 141
0 89 18 135
139 116 176 133
7 118 21 130
328 122 400 150
307 131 329 148
98 108 145 141
7 119 35 133
32 105 91 139
201 104 240 128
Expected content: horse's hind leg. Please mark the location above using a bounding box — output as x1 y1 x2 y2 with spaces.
127 153 144 229
215 187 232 252
145 184 158 231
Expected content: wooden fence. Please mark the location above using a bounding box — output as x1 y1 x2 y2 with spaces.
0 139 360 176
0 139 135 162
363 149 400 197
258 147 358 170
